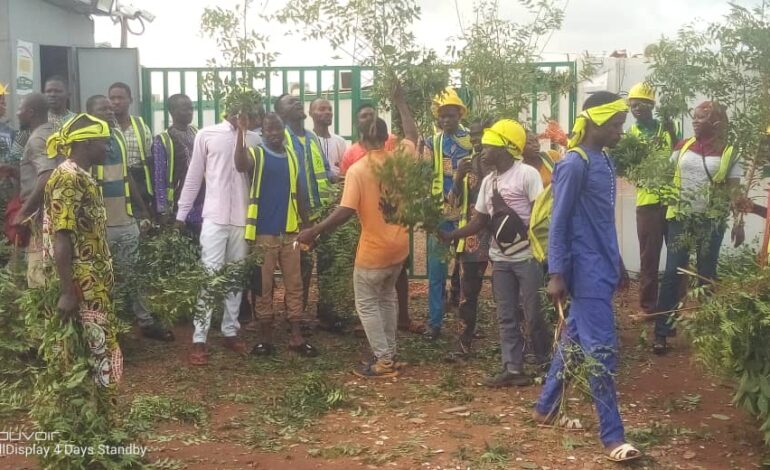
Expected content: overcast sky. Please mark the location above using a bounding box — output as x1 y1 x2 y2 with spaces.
93 0 741 67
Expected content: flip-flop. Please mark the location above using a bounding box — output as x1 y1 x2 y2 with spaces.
537 416 585 431
606 443 642 462
289 342 319 358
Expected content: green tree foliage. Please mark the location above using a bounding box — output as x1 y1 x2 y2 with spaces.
680 250 770 446
374 148 444 234
274 0 448 134
200 0 277 114
448 0 566 121
647 2 770 192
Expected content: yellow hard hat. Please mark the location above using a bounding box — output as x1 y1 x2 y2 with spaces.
0 83 8 95
431 87 467 118
481 119 526 157
628 82 656 102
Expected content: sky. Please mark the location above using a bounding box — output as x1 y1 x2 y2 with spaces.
93 0 737 67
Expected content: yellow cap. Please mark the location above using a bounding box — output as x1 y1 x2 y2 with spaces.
481 119 526 158
431 87 467 118
0 83 8 95
628 82 656 102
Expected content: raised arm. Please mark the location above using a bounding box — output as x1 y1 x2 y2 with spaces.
234 113 255 174
392 81 418 145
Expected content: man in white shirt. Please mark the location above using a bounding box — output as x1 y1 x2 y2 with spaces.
309 98 348 178
176 104 261 366
441 119 547 387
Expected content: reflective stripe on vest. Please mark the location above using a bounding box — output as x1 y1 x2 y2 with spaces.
431 134 444 198
130 115 154 196
286 129 331 219
666 137 736 220
94 130 133 217
245 146 300 241
456 174 470 253
159 126 198 212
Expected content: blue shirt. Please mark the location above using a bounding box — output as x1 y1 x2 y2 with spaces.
424 129 472 195
288 128 331 208
548 147 620 299
255 146 292 236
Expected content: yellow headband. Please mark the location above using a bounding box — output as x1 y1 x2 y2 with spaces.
0 83 7 95
567 98 629 149
46 113 111 158
481 120 526 158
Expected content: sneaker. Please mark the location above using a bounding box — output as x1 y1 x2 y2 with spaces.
353 359 400 378
483 370 532 388
360 355 407 370
423 326 441 341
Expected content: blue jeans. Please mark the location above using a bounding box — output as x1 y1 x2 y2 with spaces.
655 219 725 337
535 296 624 447
427 220 455 329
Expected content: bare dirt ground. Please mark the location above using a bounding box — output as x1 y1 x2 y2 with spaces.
2 281 766 470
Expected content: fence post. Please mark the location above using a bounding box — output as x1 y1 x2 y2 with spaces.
350 67 362 141
141 67 153 130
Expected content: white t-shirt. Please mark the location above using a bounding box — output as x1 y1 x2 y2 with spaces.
319 133 348 177
475 161 543 262
674 148 741 213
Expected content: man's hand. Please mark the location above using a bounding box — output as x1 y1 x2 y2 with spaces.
456 158 472 180
297 227 319 248
618 270 630 292
57 288 79 319
174 220 187 233
732 223 746 247
139 218 153 236
546 274 568 305
437 229 454 245
236 112 249 133
733 195 754 214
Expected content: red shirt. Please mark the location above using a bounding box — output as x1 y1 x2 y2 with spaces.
339 134 398 176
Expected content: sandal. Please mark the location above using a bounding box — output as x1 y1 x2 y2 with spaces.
188 343 209 366
606 443 642 462
141 325 175 342
250 342 275 357
289 342 319 358
652 336 668 356
398 321 427 335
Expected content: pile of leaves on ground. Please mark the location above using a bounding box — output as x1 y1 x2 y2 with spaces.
374 148 444 234
680 248 770 446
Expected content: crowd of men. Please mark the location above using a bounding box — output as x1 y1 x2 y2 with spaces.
0 75 753 463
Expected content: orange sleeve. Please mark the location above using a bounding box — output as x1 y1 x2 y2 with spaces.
340 167 361 211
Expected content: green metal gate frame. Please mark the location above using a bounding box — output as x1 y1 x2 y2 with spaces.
140 62 577 279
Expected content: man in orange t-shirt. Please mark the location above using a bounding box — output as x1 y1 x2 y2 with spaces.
339 103 397 176
298 86 418 378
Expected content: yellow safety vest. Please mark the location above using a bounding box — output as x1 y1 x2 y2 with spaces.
128 115 154 196
666 137 737 220
286 129 331 219
159 126 198 213
629 121 673 207
456 172 471 253
245 145 300 241
431 130 473 199
94 129 133 217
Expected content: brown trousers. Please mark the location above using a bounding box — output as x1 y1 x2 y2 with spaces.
636 204 667 314
254 234 303 323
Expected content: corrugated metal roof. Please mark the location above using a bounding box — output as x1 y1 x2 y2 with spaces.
42 0 114 16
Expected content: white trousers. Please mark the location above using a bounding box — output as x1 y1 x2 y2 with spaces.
192 220 248 343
